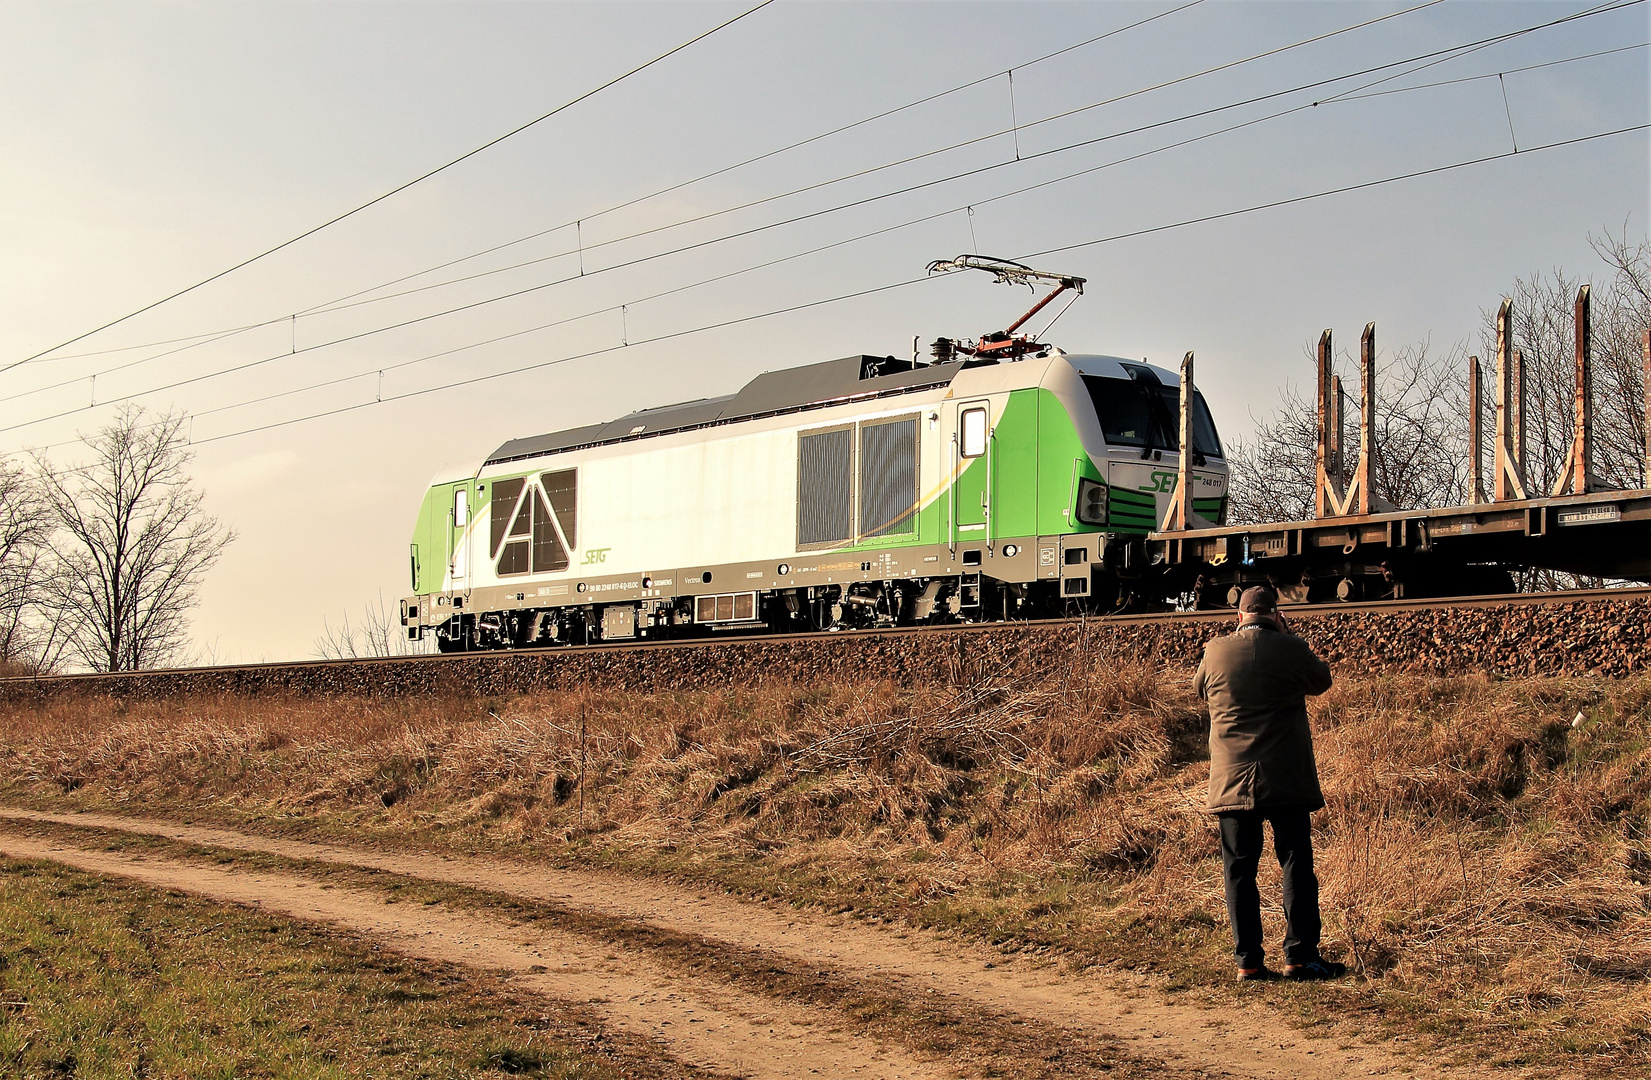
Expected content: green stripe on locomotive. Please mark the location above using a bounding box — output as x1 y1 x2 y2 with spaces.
409 483 450 595
409 479 484 595
1107 487 1156 531
845 387 1112 554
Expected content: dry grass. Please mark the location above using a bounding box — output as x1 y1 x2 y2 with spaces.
1 658 1648 1073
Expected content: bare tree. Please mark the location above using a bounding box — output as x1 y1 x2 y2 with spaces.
1227 340 1471 524
0 459 52 672
1587 225 1649 487
1475 232 1650 493
1231 234 1650 527
314 592 431 660
34 408 234 672
1224 386 1319 525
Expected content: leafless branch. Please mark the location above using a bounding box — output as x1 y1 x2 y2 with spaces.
315 592 432 660
1231 240 1650 530
32 407 234 672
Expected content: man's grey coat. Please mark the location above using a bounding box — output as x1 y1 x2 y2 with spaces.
1194 622 1334 813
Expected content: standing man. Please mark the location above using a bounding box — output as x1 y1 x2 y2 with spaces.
1195 585 1345 982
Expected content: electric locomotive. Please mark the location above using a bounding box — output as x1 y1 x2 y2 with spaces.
400 258 1228 650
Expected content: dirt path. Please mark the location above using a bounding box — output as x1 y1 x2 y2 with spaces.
0 807 1474 1079
0 831 945 1080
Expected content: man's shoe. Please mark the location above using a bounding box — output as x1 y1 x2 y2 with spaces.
1236 966 1278 982
1283 959 1347 980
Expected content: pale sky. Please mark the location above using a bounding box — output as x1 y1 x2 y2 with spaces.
1 0 1646 663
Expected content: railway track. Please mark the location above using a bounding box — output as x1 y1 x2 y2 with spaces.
5 586 1650 698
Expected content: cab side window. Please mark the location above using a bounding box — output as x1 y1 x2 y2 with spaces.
960 407 988 458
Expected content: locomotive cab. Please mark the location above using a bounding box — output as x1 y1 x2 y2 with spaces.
1052 353 1229 534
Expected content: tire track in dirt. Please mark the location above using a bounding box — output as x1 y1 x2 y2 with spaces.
0 831 944 1080
0 807 1480 1079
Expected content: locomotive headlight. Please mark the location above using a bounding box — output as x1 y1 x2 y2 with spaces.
1075 479 1108 525
1002 545 1019 558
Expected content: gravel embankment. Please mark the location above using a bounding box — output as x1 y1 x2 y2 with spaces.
5 592 1647 701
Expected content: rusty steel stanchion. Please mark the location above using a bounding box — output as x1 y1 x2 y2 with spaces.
1316 324 1393 516
1515 348 1527 474
1553 284 1596 496
1354 323 1378 514
1470 355 1485 504
1333 323 1395 516
1331 372 1346 478
1494 299 1529 502
1314 330 1343 518
1643 328 1650 488
1160 352 1213 532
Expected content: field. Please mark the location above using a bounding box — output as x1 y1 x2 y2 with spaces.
0 658 1647 1076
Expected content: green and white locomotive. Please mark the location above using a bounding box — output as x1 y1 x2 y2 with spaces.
400 259 1228 650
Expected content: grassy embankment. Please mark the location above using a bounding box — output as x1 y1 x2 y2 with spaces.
0 657 1647 1074
0 856 661 1079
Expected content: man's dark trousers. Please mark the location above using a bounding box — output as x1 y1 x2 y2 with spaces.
1218 809 1321 969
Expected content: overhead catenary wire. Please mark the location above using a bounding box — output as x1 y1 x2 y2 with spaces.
16 0 1614 431
0 0 1426 411
10 0 1624 421
0 0 778 374
35 274 931 459
1019 124 1648 262
1327 41 1648 102
190 123 1651 448
13 2 1647 450
298 0 1206 315
11 0 1209 370
145 204 990 438
0 70 1501 427
199 62 1476 429
1499 73 1521 152
7 8 1641 443
33 119 1642 460
13 0 1451 395
294 0 1457 316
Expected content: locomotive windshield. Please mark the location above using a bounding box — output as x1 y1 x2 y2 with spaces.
1082 374 1222 458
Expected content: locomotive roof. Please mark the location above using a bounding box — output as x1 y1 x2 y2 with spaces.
486 354 959 466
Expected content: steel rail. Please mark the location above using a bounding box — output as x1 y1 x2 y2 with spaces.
8 585 1649 689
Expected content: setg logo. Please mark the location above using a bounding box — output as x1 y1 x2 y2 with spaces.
581 547 611 565
1140 471 1179 493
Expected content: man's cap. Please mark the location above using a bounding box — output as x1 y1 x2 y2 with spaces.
1237 586 1278 613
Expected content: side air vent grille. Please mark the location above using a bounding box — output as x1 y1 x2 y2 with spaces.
798 427 854 548
859 417 918 538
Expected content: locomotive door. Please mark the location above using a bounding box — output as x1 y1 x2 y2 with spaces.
449 483 472 587
953 401 991 538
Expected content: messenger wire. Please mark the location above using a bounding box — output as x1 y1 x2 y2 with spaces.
79 123 1651 453
1 0 778 373
10 0 1207 370
5 0 1641 438
7 0 1619 418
